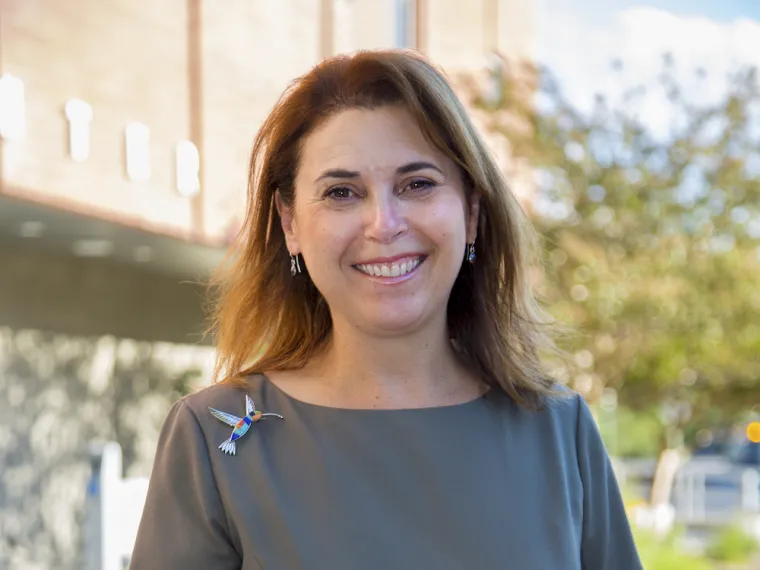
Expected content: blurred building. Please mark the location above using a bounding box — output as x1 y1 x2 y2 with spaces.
0 0 535 344
0 2 535 568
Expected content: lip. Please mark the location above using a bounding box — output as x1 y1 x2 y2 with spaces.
352 255 426 284
353 252 426 265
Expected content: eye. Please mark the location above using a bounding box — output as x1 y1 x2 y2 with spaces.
402 178 436 194
324 186 356 200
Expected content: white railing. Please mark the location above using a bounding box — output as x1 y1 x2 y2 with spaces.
674 463 759 525
614 457 760 538
85 442 149 570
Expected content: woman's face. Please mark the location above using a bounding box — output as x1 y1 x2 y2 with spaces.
278 105 479 337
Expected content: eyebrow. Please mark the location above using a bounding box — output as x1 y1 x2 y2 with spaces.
397 161 444 176
314 161 444 183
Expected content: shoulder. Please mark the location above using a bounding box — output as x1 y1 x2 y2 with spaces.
539 386 587 426
526 388 609 465
158 375 279 457
539 387 599 446
493 386 588 456
179 374 269 418
503 385 584 428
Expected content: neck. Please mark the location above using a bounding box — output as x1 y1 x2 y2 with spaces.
305 314 481 407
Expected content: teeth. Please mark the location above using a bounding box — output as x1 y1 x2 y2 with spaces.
358 258 422 278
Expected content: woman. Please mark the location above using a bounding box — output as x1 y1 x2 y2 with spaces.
130 50 642 569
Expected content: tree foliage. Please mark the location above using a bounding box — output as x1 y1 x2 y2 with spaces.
475 55 760 434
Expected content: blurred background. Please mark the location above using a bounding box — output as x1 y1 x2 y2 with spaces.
0 1 758 569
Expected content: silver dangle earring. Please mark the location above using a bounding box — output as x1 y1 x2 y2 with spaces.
467 243 476 264
290 253 301 276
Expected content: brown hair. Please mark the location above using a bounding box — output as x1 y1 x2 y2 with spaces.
209 49 561 409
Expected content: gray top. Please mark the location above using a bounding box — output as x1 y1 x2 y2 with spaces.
130 375 642 570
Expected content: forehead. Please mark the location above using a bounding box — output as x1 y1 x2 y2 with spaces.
297 106 446 177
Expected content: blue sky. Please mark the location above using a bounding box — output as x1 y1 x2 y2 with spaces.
540 0 760 23
603 0 760 21
535 0 760 122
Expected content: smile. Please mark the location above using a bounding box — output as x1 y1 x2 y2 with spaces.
353 256 425 278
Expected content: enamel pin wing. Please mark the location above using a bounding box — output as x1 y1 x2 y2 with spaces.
208 395 283 455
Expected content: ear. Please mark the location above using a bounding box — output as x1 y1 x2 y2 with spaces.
275 191 300 254
466 192 481 243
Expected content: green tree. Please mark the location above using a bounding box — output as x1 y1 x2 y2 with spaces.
473 55 760 505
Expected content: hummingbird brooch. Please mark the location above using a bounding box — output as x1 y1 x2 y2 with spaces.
208 395 283 455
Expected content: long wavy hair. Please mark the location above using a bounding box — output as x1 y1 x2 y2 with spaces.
209 49 561 409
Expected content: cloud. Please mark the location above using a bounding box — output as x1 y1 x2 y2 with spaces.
538 6 760 128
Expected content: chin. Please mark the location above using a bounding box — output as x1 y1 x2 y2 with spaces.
355 304 432 336
368 319 424 335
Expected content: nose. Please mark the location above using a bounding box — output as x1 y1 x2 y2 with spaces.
364 191 408 243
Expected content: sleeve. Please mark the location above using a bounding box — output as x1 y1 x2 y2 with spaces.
129 400 243 570
575 394 643 570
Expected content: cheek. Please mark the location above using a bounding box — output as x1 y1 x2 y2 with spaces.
417 197 469 245
299 215 354 264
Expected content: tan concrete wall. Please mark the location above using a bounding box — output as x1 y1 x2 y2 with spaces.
497 0 536 61
425 0 490 70
1 0 535 242
200 0 323 241
0 0 325 243
1 0 195 235
422 0 535 69
333 0 396 54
